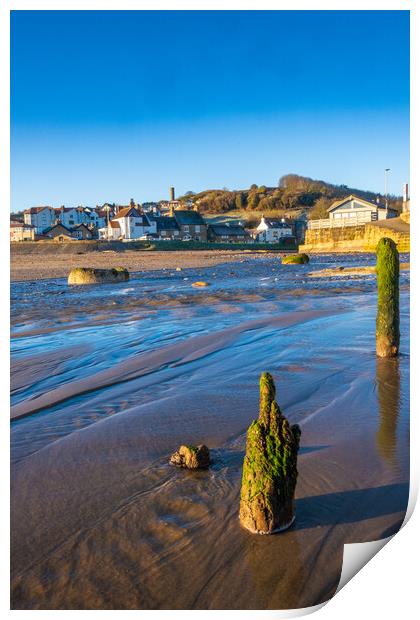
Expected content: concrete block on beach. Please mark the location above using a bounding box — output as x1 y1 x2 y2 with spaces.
239 372 301 534
68 267 129 285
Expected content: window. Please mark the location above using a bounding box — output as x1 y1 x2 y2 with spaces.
195 225 201 233
183 225 189 232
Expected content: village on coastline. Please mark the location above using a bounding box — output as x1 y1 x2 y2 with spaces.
10 179 411 253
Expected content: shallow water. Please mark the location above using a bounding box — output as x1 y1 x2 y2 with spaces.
10 254 410 609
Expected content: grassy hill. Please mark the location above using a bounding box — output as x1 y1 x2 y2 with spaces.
177 174 402 222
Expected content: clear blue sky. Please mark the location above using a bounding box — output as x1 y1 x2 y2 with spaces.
11 10 409 210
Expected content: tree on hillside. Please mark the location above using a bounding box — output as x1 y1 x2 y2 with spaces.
247 191 260 210
235 192 245 210
308 196 332 219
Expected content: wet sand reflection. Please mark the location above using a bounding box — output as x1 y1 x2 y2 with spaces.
376 357 401 468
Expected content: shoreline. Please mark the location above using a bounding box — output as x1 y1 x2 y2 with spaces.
308 262 410 278
10 249 282 282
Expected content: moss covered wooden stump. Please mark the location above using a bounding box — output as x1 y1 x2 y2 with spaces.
376 237 400 358
239 372 301 534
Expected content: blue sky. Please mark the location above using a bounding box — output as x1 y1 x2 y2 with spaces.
11 10 409 210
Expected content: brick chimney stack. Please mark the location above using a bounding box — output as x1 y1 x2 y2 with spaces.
170 186 175 202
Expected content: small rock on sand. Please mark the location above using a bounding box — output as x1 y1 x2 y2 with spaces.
169 445 210 469
192 281 210 287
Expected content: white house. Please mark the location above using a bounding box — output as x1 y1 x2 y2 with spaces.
327 195 398 223
255 216 293 242
101 207 157 240
24 206 57 234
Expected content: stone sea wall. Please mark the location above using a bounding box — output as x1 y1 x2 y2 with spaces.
300 220 410 253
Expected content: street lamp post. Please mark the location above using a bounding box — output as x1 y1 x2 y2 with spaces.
384 168 391 215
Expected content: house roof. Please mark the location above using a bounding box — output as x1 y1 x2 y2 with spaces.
72 223 91 231
24 206 54 214
10 220 34 228
151 216 179 231
113 206 144 219
112 207 151 227
209 224 247 236
44 224 74 236
327 195 395 212
173 210 205 225
264 219 292 229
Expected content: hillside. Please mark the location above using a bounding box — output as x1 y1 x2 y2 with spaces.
177 174 402 220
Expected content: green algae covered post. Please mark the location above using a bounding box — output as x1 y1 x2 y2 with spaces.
376 237 400 358
259 371 276 428
239 372 301 534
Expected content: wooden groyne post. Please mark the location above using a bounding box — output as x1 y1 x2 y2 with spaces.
376 237 400 358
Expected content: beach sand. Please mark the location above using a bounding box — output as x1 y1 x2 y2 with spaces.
10 247 277 282
10 255 409 609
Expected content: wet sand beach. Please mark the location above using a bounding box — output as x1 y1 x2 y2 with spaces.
10 253 409 609
10 247 278 282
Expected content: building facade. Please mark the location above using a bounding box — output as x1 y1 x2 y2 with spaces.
43 224 76 242
173 210 208 241
103 207 157 240
208 223 250 243
24 207 56 233
327 195 398 223
255 216 293 242
152 216 180 239
10 221 35 242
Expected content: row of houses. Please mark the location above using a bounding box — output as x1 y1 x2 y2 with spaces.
98 207 295 243
11 203 295 244
10 220 94 242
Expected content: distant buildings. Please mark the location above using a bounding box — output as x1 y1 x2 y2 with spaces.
208 223 250 243
255 216 293 242
307 194 400 231
10 220 35 242
327 195 398 222
99 206 157 240
151 216 180 240
14 193 302 247
172 210 208 241
24 206 56 233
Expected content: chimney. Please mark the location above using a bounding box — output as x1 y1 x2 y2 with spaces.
170 186 175 202
169 204 174 217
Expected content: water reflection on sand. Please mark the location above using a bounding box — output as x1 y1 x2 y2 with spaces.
376 357 402 469
10 253 409 610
